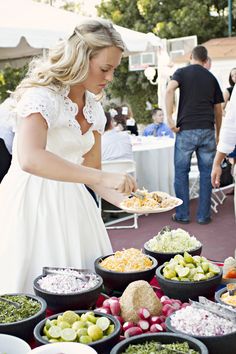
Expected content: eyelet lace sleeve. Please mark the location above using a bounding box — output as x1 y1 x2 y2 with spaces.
16 87 58 128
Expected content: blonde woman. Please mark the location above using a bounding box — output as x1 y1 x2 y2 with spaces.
0 19 137 292
211 85 236 219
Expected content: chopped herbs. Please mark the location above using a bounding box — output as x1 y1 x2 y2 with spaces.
0 295 41 323
122 340 200 354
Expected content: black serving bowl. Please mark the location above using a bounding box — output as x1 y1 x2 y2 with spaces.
166 315 236 354
156 264 222 302
34 310 121 354
94 254 158 293
33 268 103 312
0 293 47 341
144 242 202 266
215 286 236 308
110 332 208 354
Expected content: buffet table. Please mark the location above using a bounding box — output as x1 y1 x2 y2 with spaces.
131 136 175 195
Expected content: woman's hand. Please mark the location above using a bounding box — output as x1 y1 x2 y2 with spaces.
211 151 226 188
101 171 137 194
211 164 222 188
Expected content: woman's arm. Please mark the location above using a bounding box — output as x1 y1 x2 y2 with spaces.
17 113 136 193
165 80 180 133
214 103 222 143
222 89 230 114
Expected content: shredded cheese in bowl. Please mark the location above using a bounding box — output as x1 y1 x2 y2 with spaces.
99 248 153 272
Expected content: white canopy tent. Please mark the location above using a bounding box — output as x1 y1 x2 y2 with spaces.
0 0 161 61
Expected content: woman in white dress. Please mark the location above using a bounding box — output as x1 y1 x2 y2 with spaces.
0 19 137 293
211 85 236 219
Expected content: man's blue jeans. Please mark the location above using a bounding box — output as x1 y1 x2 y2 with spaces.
174 129 216 221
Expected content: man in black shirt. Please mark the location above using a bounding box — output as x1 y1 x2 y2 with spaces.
165 45 223 224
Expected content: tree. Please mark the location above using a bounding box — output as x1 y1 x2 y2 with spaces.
0 65 28 102
97 0 233 124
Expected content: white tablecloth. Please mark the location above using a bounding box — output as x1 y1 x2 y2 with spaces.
132 137 175 195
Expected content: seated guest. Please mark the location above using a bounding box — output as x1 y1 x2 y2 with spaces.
123 105 139 136
113 109 127 132
102 112 133 161
0 126 14 182
0 97 15 182
142 108 174 138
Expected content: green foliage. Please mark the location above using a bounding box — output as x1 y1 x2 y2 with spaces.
97 0 233 124
137 0 230 42
0 65 28 102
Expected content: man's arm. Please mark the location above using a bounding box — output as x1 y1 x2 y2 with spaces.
214 103 222 143
165 80 180 133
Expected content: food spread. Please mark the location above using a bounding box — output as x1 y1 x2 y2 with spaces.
99 248 153 272
120 189 180 212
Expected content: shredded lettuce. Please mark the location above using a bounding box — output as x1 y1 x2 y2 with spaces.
146 228 201 253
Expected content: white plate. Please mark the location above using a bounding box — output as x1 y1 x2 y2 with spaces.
0 334 31 354
120 193 183 214
28 342 97 354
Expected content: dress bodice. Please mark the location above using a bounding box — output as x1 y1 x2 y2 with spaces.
13 86 106 165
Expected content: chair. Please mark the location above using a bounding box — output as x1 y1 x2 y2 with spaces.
189 158 233 213
98 159 138 229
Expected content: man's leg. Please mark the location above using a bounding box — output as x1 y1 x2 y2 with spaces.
174 131 195 221
196 130 216 223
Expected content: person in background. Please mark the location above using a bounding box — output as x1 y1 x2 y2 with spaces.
204 56 212 70
0 19 137 293
142 108 174 138
165 45 223 225
211 85 236 219
222 67 236 115
222 68 236 178
0 126 13 182
113 109 127 131
124 105 139 136
102 112 133 161
0 97 15 182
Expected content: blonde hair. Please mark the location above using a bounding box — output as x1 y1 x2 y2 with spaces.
14 19 125 99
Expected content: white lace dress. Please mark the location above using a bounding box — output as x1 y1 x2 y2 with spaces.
0 86 113 293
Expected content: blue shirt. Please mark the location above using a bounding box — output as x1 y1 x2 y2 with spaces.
142 123 174 138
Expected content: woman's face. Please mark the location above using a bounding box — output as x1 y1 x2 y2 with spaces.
231 69 236 84
83 46 122 94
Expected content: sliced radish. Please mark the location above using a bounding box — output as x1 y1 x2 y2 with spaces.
138 307 151 320
123 321 136 331
162 304 173 316
160 295 170 303
95 307 110 314
150 323 163 333
138 320 150 331
161 299 173 306
150 315 166 325
109 300 121 316
124 326 143 338
102 299 111 308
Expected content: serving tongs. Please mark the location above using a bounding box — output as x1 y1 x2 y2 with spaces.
42 266 88 282
130 191 145 200
0 296 21 309
227 283 236 296
155 343 188 353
